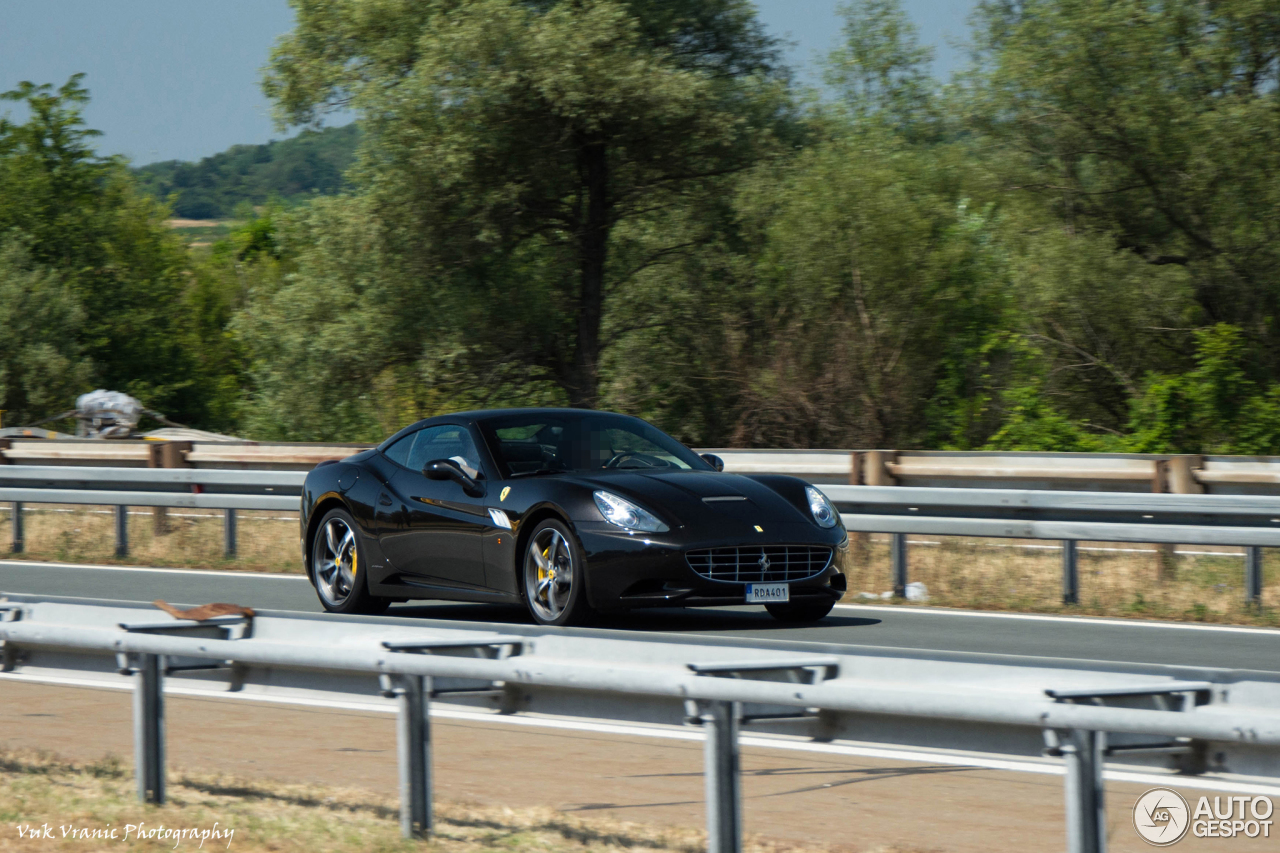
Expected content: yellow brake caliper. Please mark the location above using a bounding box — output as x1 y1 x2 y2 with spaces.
539 547 550 600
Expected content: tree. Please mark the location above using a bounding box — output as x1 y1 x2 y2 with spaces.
0 76 240 429
969 0 1280 377
825 0 938 133
0 241 93 427
263 0 788 408
724 127 1008 448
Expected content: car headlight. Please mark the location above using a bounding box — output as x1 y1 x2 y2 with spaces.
593 490 669 533
806 486 840 529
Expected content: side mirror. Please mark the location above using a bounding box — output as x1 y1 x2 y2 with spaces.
701 453 725 472
423 459 485 497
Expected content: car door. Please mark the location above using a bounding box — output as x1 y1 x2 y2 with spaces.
377 424 491 590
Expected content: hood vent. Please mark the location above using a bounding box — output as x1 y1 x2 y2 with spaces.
702 495 748 503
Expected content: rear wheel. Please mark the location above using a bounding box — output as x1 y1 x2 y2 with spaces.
765 598 834 623
311 508 390 615
522 520 593 626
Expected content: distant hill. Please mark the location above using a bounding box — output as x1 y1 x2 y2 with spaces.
132 124 360 220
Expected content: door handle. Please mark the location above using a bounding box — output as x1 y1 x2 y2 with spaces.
379 493 392 506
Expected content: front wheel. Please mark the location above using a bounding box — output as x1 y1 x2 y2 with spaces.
765 598 835 623
522 520 594 626
310 508 390 615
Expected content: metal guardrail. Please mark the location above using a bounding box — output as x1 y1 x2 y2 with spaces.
8 437 1280 494
0 466 301 558
709 449 1280 495
0 437 364 470
825 485 1276 605
3 598 1280 853
0 465 1275 602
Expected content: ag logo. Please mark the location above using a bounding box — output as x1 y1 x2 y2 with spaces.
500 486 511 502
1134 788 1190 846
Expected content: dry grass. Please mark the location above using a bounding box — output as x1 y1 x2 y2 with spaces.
0 749 922 853
1 507 1277 627
846 535 1280 627
0 505 300 574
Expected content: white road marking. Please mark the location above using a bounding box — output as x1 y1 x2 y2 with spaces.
3 559 1275 636
4 670 1278 796
834 602 1280 636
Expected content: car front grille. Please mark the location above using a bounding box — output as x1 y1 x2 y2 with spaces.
685 545 833 584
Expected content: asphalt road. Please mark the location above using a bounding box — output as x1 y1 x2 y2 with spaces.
2 559 1277 672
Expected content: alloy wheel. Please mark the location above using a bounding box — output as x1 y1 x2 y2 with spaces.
525 527 574 622
314 516 358 607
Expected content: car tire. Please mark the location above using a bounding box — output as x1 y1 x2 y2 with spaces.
310 507 390 616
522 519 594 627
764 599 835 623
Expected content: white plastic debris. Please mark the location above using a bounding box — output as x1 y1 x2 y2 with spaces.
905 582 929 602
859 586 929 602
75 390 143 438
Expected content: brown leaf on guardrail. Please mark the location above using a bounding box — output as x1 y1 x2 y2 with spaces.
153 600 255 621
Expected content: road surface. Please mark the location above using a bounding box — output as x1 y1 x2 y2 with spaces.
2 559 1276 671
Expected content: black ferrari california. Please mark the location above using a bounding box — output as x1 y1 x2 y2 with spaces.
300 409 849 625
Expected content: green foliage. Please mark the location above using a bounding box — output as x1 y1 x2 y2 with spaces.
718 127 1008 447
1126 325 1280 454
0 241 93 426
969 0 1280 373
7 0 1280 452
825 0 937 131
0 76 242 430
132 124 359 219
263 0 789 409
232 196 390 441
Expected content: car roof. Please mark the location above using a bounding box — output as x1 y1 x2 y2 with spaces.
378 408 643 449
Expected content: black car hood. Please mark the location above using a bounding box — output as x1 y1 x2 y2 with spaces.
570 470 812 530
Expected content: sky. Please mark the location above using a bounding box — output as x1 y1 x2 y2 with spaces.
0 1 976 166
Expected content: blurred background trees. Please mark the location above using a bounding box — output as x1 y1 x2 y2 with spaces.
3 0 1278 450
0 76 241 431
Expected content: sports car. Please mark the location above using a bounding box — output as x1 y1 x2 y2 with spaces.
300 408 849 625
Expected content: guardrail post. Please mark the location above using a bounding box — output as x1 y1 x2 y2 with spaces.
1062 729 1106 853
391 674 433 838
1062 540 1079 605
847 453 869 567
1246 546 1263 607
133 653 165 804
224 509 237 559
1153 460 1177 581
891 533 908 598
115 506 129 557
10 502 22 553
147 440 193 537
862 451 898 486
700 700 741 853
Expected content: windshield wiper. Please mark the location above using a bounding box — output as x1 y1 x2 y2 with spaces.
507 468 568 479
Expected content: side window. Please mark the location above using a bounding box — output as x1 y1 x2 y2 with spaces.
406 425 483 477
383 431 418 468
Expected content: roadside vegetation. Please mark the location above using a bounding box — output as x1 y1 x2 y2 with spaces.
0 749 908 853
2 0 1279 453
132 124 358 220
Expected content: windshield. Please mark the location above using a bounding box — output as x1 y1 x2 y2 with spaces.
478 412 712 478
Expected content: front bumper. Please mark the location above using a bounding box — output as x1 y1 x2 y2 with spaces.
576 522 849 610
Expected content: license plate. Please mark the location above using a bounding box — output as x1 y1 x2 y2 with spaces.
746 583 789 603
